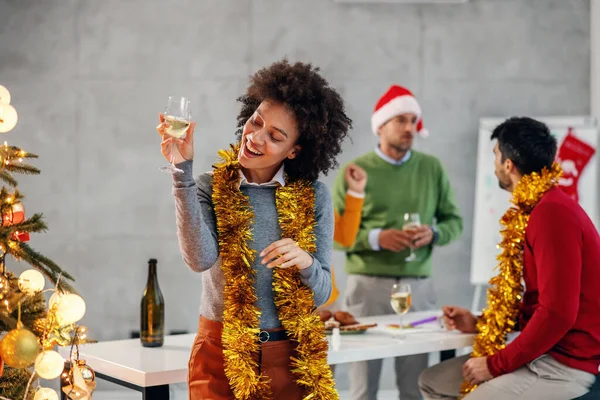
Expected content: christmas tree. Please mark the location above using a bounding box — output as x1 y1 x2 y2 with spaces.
0 85 95 400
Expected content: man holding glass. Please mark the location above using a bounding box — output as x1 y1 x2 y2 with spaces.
332 85 463 400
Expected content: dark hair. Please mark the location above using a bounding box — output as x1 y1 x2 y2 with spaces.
490 117 557 175
235 59 352 182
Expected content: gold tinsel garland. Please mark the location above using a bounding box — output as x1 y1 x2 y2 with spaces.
212 144 337 400
460 162 562 398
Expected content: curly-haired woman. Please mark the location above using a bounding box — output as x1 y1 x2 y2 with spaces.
157 60 352 400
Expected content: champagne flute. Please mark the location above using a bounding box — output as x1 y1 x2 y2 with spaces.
158 96 191 174
403 212 421 262
390 283 412 337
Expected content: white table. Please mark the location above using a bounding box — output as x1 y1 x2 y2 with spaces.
59 311 473 399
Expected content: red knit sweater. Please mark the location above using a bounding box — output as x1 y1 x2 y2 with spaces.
488 187 600 377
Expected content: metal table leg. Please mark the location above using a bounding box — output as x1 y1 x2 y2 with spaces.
440 349 456 362
60 370 170 400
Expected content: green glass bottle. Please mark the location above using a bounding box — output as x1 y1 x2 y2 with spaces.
140 258 164 347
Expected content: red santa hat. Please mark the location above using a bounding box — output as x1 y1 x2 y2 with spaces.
371 85 429 138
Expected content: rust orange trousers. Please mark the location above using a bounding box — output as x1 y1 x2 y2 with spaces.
187 317 306 400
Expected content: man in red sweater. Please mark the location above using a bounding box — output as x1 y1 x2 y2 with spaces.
419 117 600 399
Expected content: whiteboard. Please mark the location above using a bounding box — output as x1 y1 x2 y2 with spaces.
470 116 599 286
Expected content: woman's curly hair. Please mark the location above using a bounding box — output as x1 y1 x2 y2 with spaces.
235 59 352 182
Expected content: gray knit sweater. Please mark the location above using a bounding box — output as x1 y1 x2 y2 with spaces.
172 160 334 329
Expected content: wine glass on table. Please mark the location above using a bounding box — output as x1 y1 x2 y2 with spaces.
403 212 421 262
390 283 412 338
158 96 191 174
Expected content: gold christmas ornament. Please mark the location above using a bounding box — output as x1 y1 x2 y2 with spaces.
0 322 40 368
62 362 94 400
32 317 47 337
212 145 337 399
76 359 95 384
44 323 74 348
76 326 89 341
35 315 70 349
460 163 562 397
33 387 59 400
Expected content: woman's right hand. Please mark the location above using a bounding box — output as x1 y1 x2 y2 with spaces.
344 163 367 194
157 113 196 164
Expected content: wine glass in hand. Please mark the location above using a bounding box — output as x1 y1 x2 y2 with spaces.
403 213 421 262
157 96 191 174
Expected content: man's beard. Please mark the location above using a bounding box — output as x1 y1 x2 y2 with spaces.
390 141 410 153
497 174 511 191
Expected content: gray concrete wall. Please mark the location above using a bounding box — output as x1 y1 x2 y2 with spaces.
0 0 590 394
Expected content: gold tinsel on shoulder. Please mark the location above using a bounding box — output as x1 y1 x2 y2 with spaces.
212 144 338 400
460 162 562 398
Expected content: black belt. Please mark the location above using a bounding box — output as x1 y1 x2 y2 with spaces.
258 330 289 343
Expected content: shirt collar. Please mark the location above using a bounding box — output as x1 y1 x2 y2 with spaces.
375 145 412 165
239 164 286 188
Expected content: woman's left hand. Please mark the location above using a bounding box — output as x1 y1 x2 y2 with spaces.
260 238 313 270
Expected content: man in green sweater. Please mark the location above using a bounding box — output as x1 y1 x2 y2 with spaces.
333 85 463 400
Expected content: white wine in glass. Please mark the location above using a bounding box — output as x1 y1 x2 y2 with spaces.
159 96 191 174
403 212 421 262
390 292 412 315
164 116 190 139
391 283 412 337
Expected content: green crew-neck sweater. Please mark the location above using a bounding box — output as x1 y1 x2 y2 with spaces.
333 150 463 277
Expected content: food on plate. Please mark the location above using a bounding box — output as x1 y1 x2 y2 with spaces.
318 309 333 322
339 323 377 332
387 323 412 329
320 310 377 332
333 311 359 326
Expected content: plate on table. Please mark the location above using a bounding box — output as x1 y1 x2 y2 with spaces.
325 323 377 335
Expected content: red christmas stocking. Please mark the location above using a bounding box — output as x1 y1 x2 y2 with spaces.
556 128 596 203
